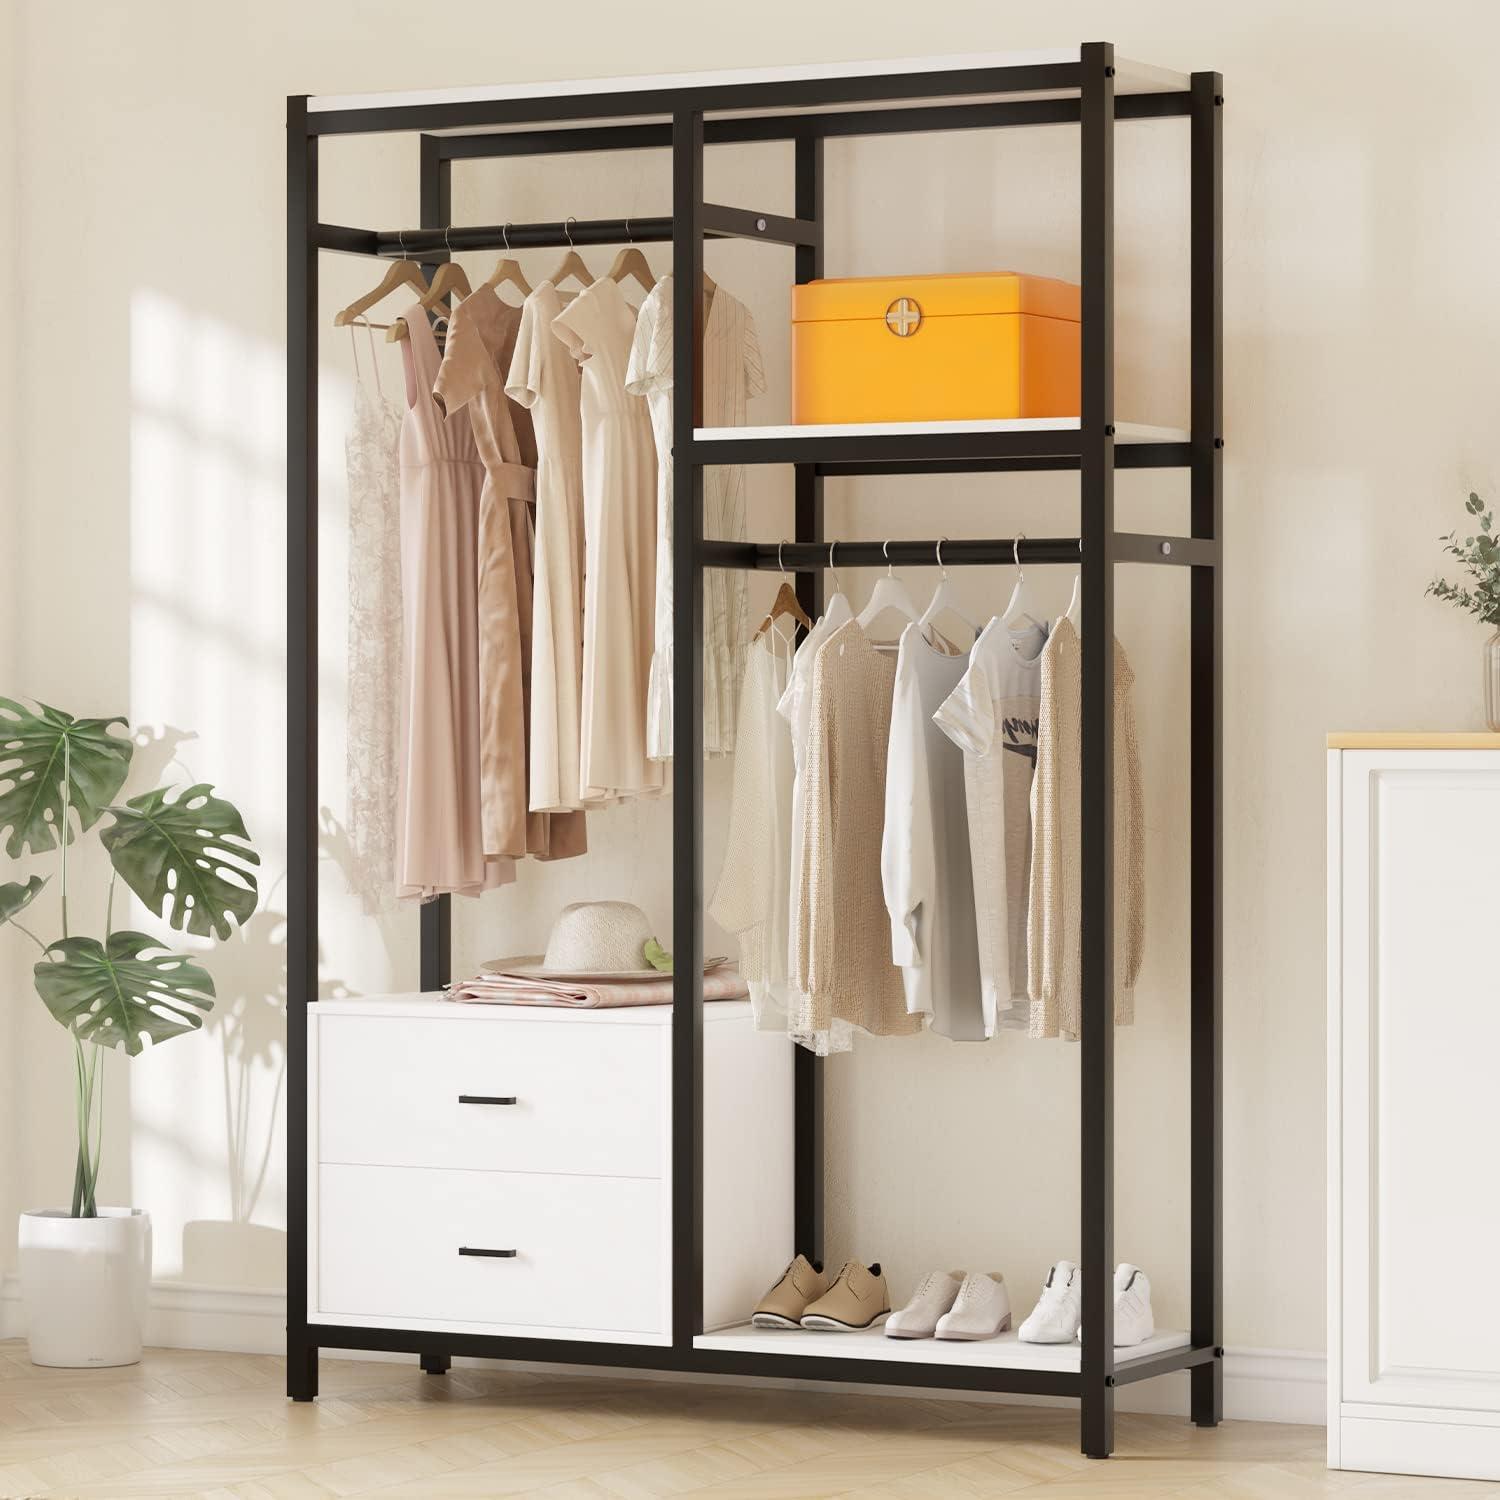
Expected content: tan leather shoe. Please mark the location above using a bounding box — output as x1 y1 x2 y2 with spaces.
799 1261 890 1331
752 1254 827 1329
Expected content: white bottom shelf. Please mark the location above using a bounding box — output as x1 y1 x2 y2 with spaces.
695 1323 1189 1371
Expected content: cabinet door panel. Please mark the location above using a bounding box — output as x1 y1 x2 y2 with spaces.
1341 753 1500 1410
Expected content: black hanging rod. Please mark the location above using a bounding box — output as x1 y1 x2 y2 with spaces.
335 203 817 260
703 537 1082 571
702 533 1216 571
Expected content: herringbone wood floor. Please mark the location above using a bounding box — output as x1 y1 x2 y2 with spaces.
0 1341 1493 1499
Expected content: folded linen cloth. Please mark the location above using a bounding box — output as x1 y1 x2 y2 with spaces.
446 964 750 1009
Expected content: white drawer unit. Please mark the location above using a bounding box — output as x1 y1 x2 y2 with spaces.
318 1165 665 1336
317 1012 663 1178
307 996 793 1346
1329 737 1500 1481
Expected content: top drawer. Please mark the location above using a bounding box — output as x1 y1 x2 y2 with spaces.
315 1013 664 1178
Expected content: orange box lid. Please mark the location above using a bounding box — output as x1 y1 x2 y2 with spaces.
791 271 1080 324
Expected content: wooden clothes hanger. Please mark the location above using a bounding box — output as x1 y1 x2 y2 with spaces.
548 217 595 290
390 228 473 342
333 248 429 330
917 538 980 644
755 542 813 641
856 541 920 637
483 223 532 300
607 219 655 294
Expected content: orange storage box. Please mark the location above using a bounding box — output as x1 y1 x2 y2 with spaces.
791 271 1081 425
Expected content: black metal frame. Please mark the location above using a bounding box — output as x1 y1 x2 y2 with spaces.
285 45 1224 1458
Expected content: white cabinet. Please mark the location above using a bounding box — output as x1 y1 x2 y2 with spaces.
1329 740 1500 1480
308 996 793 1346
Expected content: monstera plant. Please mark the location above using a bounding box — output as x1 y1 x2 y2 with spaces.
0 699 259 1219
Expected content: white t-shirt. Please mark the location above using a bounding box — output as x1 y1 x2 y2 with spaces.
932 616 1048 1032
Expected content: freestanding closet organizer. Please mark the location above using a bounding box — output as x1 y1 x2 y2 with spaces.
286 43 1224 1459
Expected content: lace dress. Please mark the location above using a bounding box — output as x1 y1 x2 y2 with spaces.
343 323 404 912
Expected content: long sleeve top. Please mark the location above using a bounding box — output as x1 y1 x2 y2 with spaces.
881 624 985 1040
1026 618 1145 1040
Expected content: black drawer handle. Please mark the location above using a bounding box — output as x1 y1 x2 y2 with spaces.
458 1094 517 1105
458 1247 517 1258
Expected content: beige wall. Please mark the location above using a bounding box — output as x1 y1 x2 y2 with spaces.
4 0 1499 1363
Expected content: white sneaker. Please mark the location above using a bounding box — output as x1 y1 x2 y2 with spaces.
885 1270 964 1340
1018 1260 1081 1343
1099 1263 1154 1347
935 1272 1012 1341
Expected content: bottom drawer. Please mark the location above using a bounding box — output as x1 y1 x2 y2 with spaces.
317 1164 664 1336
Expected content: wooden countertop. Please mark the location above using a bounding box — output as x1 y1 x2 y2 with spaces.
1327 732 1500 749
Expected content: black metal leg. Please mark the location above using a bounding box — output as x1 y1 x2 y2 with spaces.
288 1340 319 1402
285 91 318 1412
1189 68 1225 1432
791 131 826 1272
669 107 707 1356
421 1351 452 1375
1078 39 1117 1463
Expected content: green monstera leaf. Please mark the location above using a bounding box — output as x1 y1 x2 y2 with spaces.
34 932 216 1055
0 874 47 925
100 783 259 941
0 699 133 858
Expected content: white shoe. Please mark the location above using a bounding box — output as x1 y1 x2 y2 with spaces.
1018 1260 1081 1343
1077 1263 1154 1347
885 1270 964 1340
935 1272 1012 1341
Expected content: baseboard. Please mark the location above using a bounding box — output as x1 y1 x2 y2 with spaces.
0 1272 285 1355
0 1275 1326 1427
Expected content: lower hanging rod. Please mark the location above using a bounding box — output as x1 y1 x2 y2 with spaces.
703 537 1082 571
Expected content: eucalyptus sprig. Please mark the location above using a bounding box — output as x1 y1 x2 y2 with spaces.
1427 493 1500 629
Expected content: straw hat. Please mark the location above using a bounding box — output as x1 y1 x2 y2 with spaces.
483 901 724 981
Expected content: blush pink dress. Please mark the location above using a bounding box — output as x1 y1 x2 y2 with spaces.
395 305 510 899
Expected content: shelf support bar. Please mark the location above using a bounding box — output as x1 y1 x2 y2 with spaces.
792 132 825 1274
1189 66 1226 1431
1078 38 1117 1461
671 106 707 1356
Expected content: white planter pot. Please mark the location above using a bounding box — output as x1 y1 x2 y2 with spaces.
18 1208 151 1367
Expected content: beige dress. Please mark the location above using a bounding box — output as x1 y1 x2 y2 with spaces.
435 288 587 865
1026 618 1145 1040
395 305 508 899
793 620 922 1054
552 278 664 805
626 276 766 760
507 282 586 815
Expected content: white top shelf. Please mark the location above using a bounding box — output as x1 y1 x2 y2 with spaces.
694 419 1189 444
308 51 1189 116
696 1323 1191 1371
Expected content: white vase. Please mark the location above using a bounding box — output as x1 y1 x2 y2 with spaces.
18 1208 151 1367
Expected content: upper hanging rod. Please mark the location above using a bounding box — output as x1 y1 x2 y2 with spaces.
328 202 818 260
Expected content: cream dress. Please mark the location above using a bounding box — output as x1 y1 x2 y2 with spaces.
708 631 795 1030
626 275 765 760
506 282 587 815
552 278 664 804
343 322 403 913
